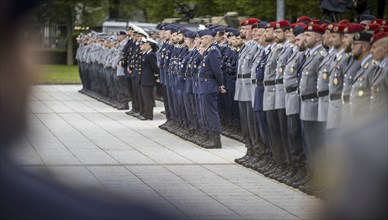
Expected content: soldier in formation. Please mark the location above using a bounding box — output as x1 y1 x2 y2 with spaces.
76 17 388 196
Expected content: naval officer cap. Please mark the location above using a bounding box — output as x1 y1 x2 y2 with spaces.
117 30 127 36
198 30 216 37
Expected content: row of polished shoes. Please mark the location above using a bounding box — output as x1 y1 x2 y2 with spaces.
159 120 222 149
235 150 327 199
79 89 129 110
125 109 153 120
220 124 244 143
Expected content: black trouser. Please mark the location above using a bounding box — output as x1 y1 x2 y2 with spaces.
141 86 155 120
287 114 305 167
301 120 326 169
266 110 287 165
238 101 261 152
131 75 143 114
277 109 292 165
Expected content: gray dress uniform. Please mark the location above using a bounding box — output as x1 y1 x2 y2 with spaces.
275 41 294 110
299 44 327 121
234 40 258 101
340 56 361 125
317 48 337 122
326 51 350 130
370 58 388 113
350 54 378 119
263 43 283 111
284 49 304 116
250 45 264 107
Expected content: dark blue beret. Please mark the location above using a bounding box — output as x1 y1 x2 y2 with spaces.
214 26 226 33
198 30 216 37
317 20 332 25
360 14 376 21
293 26 305 36
229 29 240 37
225 27 235 33
184 31 196 39
257 22 268 29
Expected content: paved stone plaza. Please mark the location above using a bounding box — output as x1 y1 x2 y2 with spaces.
10 85 324 219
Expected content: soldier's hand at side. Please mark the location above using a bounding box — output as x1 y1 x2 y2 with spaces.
156 79 160 83
219 85 226 93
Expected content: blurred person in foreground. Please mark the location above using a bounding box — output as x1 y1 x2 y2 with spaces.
324 32 388 220
0 1 170 219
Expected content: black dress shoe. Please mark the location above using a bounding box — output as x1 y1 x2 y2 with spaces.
138 115 146 120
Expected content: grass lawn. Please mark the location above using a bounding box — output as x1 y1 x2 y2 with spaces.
36 65 81 84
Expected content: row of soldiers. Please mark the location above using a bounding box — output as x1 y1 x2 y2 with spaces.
154 15 388 197
76 15 388 197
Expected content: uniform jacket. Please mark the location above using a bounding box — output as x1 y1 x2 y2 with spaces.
284 50 304 115
234 40 258 101
299 44 327 121
140 51 160 87
197 44 223 94
275 42 294 110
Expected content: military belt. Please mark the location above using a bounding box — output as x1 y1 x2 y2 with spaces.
285 86 298 93
301 93 318 101
275 78 283 84
317 90 329 97
342 95 350 103
237 74 251 79
252 79 264 86
330 94 341 101
199 74 215 79
264 80 276 86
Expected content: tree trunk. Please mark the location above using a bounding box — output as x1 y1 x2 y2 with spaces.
66 10 74 66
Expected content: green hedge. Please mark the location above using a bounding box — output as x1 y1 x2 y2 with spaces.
35 49 68 65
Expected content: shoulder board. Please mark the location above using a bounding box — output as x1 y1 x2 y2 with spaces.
364 62 369 69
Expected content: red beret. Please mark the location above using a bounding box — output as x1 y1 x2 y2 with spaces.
365 23 382 32
375 26 388 34
372 19 383 25
266 22 277 29
371 32 388 44
241 18 260 26
297 16 312 24
275 20 291 29
325 23 335 31
344 23 365 34
338 19 349 25
330 24 346 34
304 23 325 34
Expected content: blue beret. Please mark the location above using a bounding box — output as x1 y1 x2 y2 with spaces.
317 20 332 25
184 31 196 39
229 29 240 37
198 30 216 37
225 27 235 33
177 28 189 35
360 14 376 21
214 26 226 33
257 22 268 29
